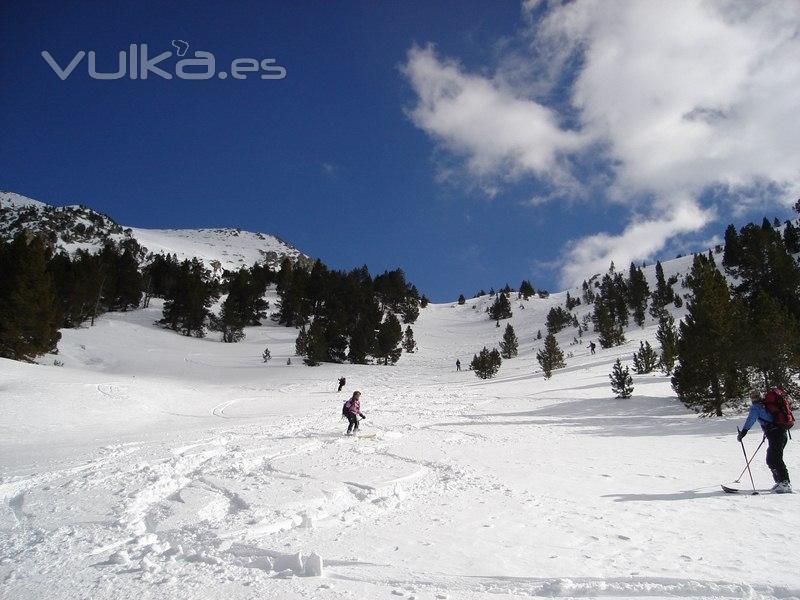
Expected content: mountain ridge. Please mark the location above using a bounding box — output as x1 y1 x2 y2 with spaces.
0 190 311 272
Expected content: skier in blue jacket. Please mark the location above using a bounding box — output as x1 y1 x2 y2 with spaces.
738 389 792 493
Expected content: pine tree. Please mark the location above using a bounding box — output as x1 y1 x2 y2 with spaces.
632 341 658 374
223 268 269 326
519 280 535 300
649 261 674 319
656 313 678 374
303 319 328 366
499 323 519 359
108 246 143 311
722 224 741 268
470 346 502 379
565 291 581 311
593 296 625 348
376 312 403 365
295 325 309 357
671 254 746 415
48 250 102 327
732 221 800 320
743 292 800 391
783 220 800 254
142 252 180 304
276 261 310 328
400 296 420 324
210 304 246 343
608 272 630 327
609 359 634 398
536 333 565 379
581 280 595 304
402 326 417 353
0 235 61 360
347 317 376 364
159 259 216 337
546 306 572 334
627 263 650 327
457 294 466 305
488 292 512 320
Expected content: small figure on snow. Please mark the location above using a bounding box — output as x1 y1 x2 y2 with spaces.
738 389 794 493
588 341 596 355
342 391 366 435
337 376 346 393
456 359 461 372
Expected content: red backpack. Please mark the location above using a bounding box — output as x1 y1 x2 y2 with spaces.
762 387 795 429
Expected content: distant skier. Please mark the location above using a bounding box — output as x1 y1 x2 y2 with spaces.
342 391 365 435
286 357 292 365
337 376 346 392
588 342 596 355
737 388 794 493
456 359 461 372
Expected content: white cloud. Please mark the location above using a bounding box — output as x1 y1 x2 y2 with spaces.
402 1 800 287
559 197 715 287
539 0 800 200
402 45 585 183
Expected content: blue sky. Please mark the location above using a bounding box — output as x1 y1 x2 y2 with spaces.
2 1 798 301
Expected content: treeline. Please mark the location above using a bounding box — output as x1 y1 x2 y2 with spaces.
0 232 425 366
279 259 422 365
0 234 144 360
146 253 273 340
579 215 800 415
457 279 548 308
672 218 800 414
581 260 680 350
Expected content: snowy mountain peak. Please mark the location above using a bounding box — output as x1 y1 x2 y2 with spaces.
0 190 49 210
0 190 311 272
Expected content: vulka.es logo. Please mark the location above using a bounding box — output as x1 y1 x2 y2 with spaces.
41 43 287 81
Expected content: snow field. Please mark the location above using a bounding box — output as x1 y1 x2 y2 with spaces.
1 283 798 599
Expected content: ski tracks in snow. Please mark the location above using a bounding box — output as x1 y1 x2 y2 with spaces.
4 375 796 599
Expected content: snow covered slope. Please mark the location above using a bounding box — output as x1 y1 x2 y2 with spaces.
129 227 307 273
1 279 797 600
0 190 310 271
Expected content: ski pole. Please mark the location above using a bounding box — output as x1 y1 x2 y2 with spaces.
738 427 758 495
734 434 766 483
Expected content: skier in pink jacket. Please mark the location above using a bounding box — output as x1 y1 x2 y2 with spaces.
342 391 366 435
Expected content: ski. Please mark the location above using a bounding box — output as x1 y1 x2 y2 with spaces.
721 484 770 494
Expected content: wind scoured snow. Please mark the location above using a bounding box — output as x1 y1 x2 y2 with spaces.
0 278 798 599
